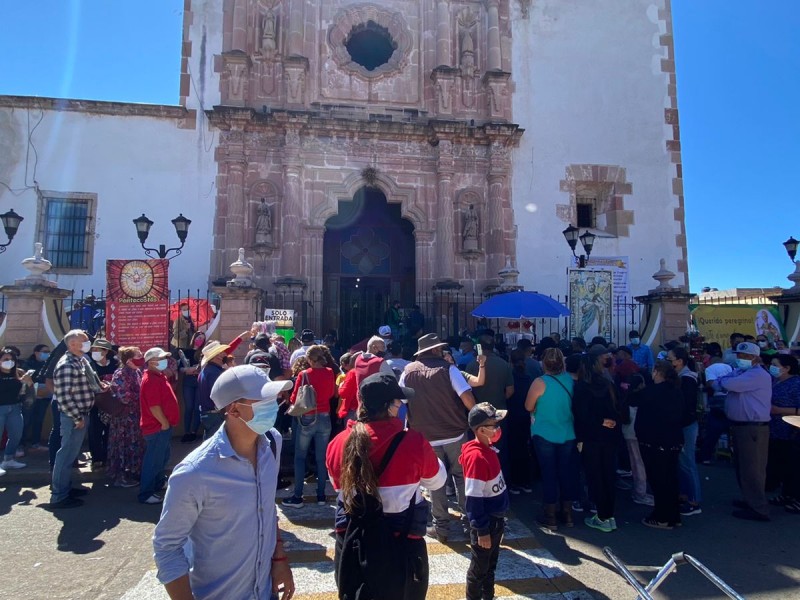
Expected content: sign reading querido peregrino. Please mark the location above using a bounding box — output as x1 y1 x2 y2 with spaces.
690 304 786 348
106 259 170 351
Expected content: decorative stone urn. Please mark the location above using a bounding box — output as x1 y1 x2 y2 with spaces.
652 258 676 292
227 248 255 288
18 242 56 287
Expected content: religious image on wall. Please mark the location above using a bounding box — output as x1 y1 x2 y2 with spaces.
106 259 170 350
690 304 786 347
569 269 613 342
571 256 629 315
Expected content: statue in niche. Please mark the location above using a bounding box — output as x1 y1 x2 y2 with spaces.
463 204 479 251
458 9 478 78
261 9 277 54
255 198 273 245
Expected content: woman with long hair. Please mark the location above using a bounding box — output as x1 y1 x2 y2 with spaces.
628 360 684 528
667 346 702 516
572 345 622 532
283 345 338 508
525 347 579 529
108 346 146 487
326 373 445 600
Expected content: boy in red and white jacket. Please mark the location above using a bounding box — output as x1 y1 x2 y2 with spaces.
460 402 510 600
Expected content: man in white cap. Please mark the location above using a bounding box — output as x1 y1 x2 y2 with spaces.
153 365 295 600
196 340 231 439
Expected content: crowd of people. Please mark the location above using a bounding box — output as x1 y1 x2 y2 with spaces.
2 312 799 599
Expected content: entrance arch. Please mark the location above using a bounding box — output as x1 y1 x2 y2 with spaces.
323 187 415 347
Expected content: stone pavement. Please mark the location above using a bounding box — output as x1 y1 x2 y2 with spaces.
121 481 593 600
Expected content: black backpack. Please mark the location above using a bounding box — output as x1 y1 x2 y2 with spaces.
335 430 415 600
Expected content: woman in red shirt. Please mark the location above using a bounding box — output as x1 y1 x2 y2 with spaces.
283 345 337 508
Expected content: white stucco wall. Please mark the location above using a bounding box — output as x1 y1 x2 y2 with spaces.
0 103 217 294
185 0 223 113
511 0 686 299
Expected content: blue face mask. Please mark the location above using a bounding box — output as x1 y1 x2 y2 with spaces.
156 359 169 371
630 338 640 346
736 358 752 370
39 352 50 361
769 365 782 378
240 400 278 435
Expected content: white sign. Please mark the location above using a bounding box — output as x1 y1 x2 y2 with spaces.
571 256 629 314
263 308 295 329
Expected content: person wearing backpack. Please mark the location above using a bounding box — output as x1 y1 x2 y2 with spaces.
460 402 511 600
325 373 446 600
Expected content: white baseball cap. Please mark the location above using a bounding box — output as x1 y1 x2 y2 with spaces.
210 364 292 410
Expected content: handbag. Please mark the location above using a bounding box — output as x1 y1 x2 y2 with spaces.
287 370 317 417
84 362 125 418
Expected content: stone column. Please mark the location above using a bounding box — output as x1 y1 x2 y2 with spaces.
436 0 452 67
287 0 304 57
0 284 72 350
225 158 247 269
486 0 502 71
232 0 248 52
435 141 457 285
279 129 304 280
486 172 506 279
213 286 261 361
635 261 691 348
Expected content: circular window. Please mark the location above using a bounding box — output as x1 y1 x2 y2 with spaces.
345 21 397 71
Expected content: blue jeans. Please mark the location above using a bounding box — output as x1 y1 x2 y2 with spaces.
139 428 172 502
293 413 331 498
532 435 580 504
0 403 24 459
50 412 88 503
182 385 200 434
23 397 50 446
679 421 702 504
48 399 62 467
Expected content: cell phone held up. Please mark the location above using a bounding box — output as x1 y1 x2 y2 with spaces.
476 344 483 356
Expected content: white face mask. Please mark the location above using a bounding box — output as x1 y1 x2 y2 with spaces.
80 341 92 354
182 310 190 318
91 351 104 362
1 360 15 370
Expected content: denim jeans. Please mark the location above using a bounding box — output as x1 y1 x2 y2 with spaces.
430 436 467 529
200 412 224 440
0 403 24 459
48 399 62 467
532 435 580 504
50 412 88 503
678 421 702 504
182 385 200 434
293 413 331 498
23 397 50 446
139 428 172 502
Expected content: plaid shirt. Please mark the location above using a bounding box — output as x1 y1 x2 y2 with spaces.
54 352 96 423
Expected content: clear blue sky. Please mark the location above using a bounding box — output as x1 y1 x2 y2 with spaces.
1 1 798 293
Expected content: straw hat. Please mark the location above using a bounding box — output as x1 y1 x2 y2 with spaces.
201 340 231 368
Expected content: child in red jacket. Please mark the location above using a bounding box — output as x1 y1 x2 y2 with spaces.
460 402 511 600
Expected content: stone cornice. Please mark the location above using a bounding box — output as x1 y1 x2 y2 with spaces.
0 95 188 120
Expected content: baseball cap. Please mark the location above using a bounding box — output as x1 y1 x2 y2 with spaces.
144 347 170 362
378 325 392 337
210 364 293 410
300 329 315 343
468 402 507 429
735 342 761 357
358 372 414 412
588 344 610 358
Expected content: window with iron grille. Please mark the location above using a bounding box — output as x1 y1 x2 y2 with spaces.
36 192 96 273
576 197 596 228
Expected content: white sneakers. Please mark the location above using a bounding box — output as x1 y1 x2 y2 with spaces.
1 458 26 470
144 494 163 505
0 466 6 477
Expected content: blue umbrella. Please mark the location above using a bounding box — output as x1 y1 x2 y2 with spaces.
472 291 570 319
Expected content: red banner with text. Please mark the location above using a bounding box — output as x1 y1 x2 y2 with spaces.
106 259 169 351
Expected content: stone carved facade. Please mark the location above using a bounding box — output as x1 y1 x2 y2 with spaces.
211 0 521 325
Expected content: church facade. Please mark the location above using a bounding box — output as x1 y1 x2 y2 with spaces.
0 0 688 337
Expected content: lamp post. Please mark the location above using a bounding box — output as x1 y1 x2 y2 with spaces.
782 236 800 293
133 213 192 260
0 208 24 254
562 225 595 268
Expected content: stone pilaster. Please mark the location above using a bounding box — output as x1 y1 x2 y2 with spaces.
635 261 691 348
0 284 72 349
224 150 247 270
279 127 304 280
213 286 261 361
436 0 452 67
486 0 502 71
435 140 457 284
287 0 305 57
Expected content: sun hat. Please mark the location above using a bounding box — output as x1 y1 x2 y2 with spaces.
90 338 115 352
201 340 231 368
413 333 449 357
210 364 293 410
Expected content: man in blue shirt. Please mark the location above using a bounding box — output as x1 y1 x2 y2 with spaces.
627 330 654 371
715 341 772 522
153 365 295 599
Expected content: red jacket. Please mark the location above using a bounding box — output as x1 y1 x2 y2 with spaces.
290 367 336 415
140 369 180 436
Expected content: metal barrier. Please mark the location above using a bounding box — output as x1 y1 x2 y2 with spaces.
603 547 745 600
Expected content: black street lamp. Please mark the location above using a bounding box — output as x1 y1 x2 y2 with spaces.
783 236 798 262
0 208 24 254
133 213 192 260
562 225 596 268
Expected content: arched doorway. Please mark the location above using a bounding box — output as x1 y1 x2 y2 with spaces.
323 187 415 347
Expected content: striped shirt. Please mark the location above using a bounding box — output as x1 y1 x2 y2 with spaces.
53 352 96 424
460 439 510 535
